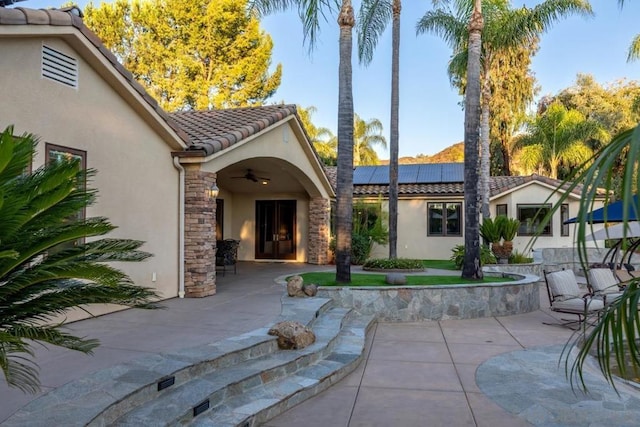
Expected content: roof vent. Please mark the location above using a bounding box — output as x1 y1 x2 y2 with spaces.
42 45 78 89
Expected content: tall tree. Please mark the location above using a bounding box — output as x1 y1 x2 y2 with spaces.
357 0 401 258
252 0 356 283
418 0 592 219
0 127 158 393
353 114 387 165
84 0 282 111
517 101 599 179
297 105 337 165
463 0 483 279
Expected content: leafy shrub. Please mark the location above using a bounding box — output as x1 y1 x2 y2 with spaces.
500 217 520 241
363 258 424 269
450 245 497 270
479 217 501 243
509 250 533 264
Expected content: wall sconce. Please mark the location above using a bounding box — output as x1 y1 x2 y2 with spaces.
209 183 219 199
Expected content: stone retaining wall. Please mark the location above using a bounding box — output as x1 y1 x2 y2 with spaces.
317 274 540 322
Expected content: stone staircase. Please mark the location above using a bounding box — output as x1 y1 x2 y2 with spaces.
2 297 375 427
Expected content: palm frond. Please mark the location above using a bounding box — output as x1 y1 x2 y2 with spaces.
628 33 640 62
416 9 468 50
357 0 392 65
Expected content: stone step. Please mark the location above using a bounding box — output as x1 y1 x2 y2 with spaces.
1 297 335 427
191 313 376 427
110 307 355 426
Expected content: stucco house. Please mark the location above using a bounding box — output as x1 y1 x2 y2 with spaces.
0 6 333 314
326 164 606 260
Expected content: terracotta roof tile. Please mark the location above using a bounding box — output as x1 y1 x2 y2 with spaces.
170 105 298 156
0 6 189 146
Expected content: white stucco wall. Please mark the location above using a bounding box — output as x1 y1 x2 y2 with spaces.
368 182 606 261
0 37 181 316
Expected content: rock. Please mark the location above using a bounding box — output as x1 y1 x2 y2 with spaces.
303 283 318 296
287 275 305 297
385 273 407 285
268 321 316 350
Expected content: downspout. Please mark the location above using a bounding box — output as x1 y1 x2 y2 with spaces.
173 156 185 298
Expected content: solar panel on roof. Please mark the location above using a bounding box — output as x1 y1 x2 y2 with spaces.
368 166 390 184
416 164 442 183
353 166 376 185
441 163 464 182
398 164 420 184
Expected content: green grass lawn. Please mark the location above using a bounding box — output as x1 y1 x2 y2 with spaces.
421 259 458 270
297 272 513 287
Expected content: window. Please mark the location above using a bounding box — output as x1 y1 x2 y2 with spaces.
428 202 462 236
46 144 87 251
517 204 552 236
216 199 224 241
496 204 507 217
561 204 569 236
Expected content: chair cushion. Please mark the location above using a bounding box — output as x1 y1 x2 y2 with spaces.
588 268 620 294
546 270 581 300
552 297 604 313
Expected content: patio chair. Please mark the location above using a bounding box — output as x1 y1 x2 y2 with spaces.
215 239 240 277
543 269 604 329
587 268 624 305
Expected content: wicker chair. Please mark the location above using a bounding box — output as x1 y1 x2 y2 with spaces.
215 239 240 277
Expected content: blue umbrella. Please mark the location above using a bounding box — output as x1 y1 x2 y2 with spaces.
564 195 639 224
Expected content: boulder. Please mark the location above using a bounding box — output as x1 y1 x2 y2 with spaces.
287 275 305 297
268 321 316 350
385 273 407 285
303 283 318 297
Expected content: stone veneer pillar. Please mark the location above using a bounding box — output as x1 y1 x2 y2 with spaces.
183 164 217 297
308 197 331 264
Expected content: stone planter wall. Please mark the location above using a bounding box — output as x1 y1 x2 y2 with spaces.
317 274 540 322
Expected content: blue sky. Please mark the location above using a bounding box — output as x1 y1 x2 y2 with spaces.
22 0 640 158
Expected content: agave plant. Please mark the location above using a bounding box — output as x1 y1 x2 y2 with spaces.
0 126 159 393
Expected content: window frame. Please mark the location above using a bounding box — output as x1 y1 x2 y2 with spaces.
496 204 507 217
427 201 463 237
561 204 570 237
517 203 553 237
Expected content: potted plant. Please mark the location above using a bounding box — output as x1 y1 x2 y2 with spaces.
480 217 503 260
500 216 520 261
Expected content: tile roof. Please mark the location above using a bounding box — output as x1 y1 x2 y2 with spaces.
325 165 603 198
0 6 190 145
170 105 298 156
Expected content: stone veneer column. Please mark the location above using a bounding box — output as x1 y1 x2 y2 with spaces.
183 164 217 297
308 197 331 264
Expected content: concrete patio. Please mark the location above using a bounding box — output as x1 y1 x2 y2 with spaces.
0 262 631 426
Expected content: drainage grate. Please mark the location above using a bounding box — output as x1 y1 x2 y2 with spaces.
193 399 210 417
42 45 78 88
157 376 175 391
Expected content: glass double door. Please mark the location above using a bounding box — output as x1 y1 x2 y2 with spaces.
255 200 296 260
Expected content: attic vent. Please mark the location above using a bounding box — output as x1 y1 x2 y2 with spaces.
42 45 78 88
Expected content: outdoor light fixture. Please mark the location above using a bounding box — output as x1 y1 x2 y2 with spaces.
209 183 219 198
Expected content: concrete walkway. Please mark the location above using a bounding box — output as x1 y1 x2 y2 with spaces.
0 263 619 426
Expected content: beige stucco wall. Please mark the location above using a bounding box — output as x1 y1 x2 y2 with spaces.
201 121 330 262
369 182 606 261
0 38 180 317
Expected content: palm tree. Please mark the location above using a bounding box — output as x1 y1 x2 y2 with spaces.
460 0 483 279
517 101 601 179
628 33 640 62
0 127 158 393
357 0 401 258
353 114 387 165
418 0 593 219
251 0 356 282
297 105 337 165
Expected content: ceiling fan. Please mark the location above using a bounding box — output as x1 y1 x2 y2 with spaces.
232 169 271 183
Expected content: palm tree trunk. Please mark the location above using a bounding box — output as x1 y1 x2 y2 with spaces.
480 65 491 220
462 0 483 280
388 0 401 259
335 0 355 283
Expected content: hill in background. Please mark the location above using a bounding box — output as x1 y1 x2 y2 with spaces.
379 142 463 165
